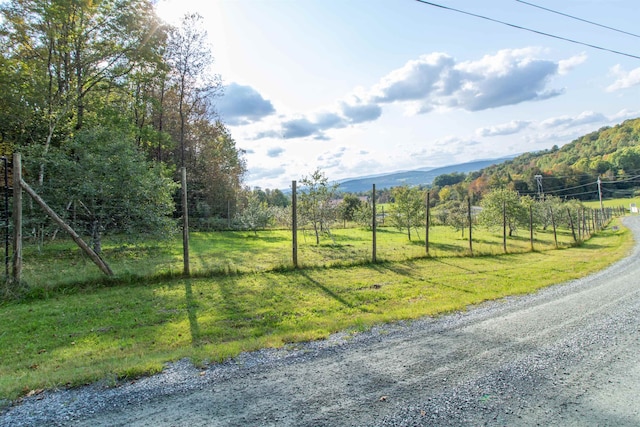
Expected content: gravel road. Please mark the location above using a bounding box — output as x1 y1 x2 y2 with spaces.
2 217 640 427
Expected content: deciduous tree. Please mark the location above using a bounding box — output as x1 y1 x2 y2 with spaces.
298 169 338 245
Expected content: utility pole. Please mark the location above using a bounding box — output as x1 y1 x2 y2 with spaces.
597 177 604 216
535 175 544 199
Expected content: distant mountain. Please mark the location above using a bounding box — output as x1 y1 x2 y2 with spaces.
336 157 515 193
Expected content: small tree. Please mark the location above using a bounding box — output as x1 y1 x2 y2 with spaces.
478 188 527 237
237 191 273 235
24 127 178 252
538 195 564 230
437 200 468 237
389 185 425 241
337 194 363 227
298 169 338 244
354 203 374 230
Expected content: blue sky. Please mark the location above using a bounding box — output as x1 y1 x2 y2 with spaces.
156 0 640 190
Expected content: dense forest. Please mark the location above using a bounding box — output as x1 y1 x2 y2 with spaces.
0 0 246 243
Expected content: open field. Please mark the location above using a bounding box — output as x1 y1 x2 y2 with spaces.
0 218 632 402
583 197 640 211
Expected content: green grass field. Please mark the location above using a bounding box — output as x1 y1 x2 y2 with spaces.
0 216 633 402
17 222 581 295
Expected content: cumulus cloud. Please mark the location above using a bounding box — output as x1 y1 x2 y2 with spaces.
371 48 564 114
313 111 347 130
340 99 382 124
217 83 275 125
448 49 563 111
281 118 318 139
250 48 570 140
371 53 456 102
476 120 532 137
606 65 640 92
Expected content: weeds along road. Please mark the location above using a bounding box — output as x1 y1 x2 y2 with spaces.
4 217 640 426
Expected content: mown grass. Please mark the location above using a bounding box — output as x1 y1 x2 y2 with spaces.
0 219 632 402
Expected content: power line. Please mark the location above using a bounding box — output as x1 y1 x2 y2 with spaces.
413 0 640 60
515 0 640 40
601 174 640 184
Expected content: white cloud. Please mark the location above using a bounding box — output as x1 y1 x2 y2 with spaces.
476 120 532 137
371 52 455 103
558 52 587 75
540 111 607 128
606 65 640 92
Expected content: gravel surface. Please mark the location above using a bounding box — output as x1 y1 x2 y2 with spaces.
2 217 640 426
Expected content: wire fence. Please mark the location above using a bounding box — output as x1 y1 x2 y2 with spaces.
0 156 631 297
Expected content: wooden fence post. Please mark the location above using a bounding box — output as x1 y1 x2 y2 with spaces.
502 199 507 253
467 198 472 255
425 192 430 255
292 180 298 268
529 204 534 251
549 206 558 249
12 153 22 283
372 184 377 263
567 208 577 243
181 167 190 276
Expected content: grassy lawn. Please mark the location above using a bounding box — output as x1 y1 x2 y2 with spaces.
0 218 633 402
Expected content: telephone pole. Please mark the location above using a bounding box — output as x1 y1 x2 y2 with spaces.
535 175 544 199
597 177 604 215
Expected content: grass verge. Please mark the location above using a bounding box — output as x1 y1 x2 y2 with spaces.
0 219 633 403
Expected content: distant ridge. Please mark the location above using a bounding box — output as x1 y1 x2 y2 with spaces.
335 157 515 193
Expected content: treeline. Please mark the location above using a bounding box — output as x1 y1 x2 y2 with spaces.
0 1 245 246
467 118 640 201
341 118 640 207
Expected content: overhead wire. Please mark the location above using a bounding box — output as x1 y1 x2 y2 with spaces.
413 0 640 60
515 0 640 40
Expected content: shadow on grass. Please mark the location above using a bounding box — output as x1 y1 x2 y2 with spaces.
184 282 201 346
298 271 358 310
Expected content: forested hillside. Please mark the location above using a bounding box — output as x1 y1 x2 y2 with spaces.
0 0 246 244
457 118 640 201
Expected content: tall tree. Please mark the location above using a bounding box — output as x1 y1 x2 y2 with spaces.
0 0 166 180
165 12 221 168
189 120 246 221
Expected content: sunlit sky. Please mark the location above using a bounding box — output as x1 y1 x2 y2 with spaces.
155 0 640 190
